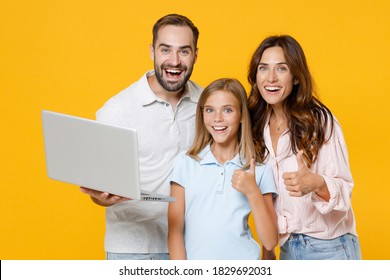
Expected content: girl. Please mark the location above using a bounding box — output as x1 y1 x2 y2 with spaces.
168 78 278 260
247 35 361 260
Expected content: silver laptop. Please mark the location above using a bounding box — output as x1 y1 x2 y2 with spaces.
42 110 174 202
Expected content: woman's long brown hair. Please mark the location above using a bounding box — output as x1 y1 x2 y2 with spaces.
247 35 334 167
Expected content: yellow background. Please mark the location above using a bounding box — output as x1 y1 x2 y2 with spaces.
1 0 389 260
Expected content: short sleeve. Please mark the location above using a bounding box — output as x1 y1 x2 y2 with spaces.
256 164 278 197
170 153 188 189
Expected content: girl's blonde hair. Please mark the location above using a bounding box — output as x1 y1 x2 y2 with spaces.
187 78 255 169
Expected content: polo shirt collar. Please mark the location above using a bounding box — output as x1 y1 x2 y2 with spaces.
140 70 197 106
199 145 244 168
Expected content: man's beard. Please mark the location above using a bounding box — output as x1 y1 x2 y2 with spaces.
154 62 194 92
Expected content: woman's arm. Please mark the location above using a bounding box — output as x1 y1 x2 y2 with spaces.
283 120 354 212
168 182 187 260
282 151 330 201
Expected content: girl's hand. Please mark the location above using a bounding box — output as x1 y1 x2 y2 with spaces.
232 159 259 197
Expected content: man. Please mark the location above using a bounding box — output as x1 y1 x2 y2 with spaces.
80 14 202 260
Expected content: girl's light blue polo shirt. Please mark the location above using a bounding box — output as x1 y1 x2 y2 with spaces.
170 145 277 260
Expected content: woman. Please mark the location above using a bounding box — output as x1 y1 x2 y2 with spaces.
247 35 361 260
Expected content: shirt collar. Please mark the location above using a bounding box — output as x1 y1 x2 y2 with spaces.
265 110 272 129
199 145 244 168
140 70 196 106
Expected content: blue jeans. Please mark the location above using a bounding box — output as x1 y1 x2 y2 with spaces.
106 252 170 260
280 233 362 260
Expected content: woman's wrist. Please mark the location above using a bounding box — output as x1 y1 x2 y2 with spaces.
314 175 330 201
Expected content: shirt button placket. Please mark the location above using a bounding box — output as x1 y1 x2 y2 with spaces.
216 166 224 194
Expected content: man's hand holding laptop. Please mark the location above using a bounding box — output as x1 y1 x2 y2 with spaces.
80 187 131 207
